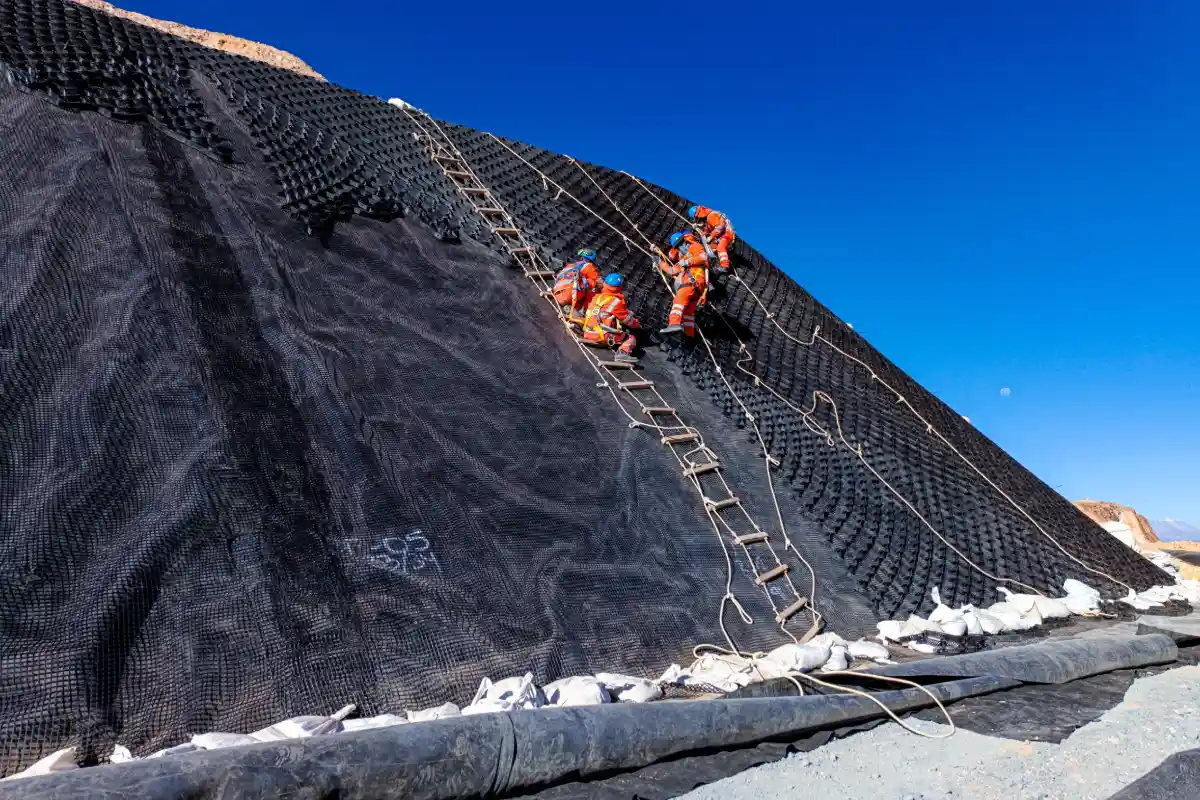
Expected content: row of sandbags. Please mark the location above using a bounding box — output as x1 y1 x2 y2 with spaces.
4 635 897 781
877 577 1200 653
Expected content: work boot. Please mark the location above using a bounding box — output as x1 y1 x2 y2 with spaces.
659 324 684 335
613 351 639 363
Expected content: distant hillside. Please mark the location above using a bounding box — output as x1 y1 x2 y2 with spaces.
1153 519 1200 542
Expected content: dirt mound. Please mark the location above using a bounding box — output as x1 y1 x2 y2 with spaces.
1076 500 1199 580
70 0 323 80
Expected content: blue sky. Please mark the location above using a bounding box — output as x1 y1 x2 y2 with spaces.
126 1 1199 523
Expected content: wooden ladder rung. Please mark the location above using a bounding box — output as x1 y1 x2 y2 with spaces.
775 597 809 623
446 170 471 179
619 380 654 390
510 247 533 256
662 432 699 445
733 532 768 546
478 207 506 215
683 461 720 478
705 496 740 512
642 406 676 416
524 270 555 279
598 360 637 370
755 564 789 586
462 187 489 195
492 227 520 235
434 153 460 161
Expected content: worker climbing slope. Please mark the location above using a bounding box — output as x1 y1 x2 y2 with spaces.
552 248 602 326
581 273 641 362
689 205 736 276
658 232 708 337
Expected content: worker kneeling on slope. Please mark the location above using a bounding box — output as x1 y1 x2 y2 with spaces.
658 232 708 337
552 248 602 325
581 273 640 363
689 205 735 276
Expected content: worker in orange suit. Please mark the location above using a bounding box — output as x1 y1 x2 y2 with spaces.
688 205 735 275
658 232 708 338
552 248 602 325
581 273 640 362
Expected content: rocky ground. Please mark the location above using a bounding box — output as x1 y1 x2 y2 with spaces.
682 665 1200 800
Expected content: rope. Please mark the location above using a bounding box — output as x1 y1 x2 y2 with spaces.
481 132 822 638
562 157 824 636
688 644 955 739
614 172 1134 598
408 115 790 649
727 273 1136 595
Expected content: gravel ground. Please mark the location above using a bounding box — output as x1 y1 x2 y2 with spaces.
682 665 1200 800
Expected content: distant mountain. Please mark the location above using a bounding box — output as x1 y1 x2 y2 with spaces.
1151 519 1200 542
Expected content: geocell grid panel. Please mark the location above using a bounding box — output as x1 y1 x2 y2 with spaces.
0 0 1170 770
0 0 1163 621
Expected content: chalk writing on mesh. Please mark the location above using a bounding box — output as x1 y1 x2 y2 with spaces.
366 530 443 577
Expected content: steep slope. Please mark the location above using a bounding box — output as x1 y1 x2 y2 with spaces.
0 0 1168 771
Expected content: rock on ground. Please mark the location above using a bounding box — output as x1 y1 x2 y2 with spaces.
682 665 1200 800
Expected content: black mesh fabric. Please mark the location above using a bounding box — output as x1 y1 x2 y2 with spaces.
0 0 1168 773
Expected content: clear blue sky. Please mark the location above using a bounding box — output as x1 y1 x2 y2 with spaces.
126 1 1199 523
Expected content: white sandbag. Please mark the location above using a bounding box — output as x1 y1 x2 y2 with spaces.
596 673 663 703
406 703 460 722
808 632 847 649
543 676 611 707
972 607 1005 634
820 645 850 672
250 705 355 742
1064 594 1100 615
1063 578 1100 600
760 642 832 675
146 743 199 759
110 745 133 764
939 618 968 636
961 607 984 635
469 673 544 710
1139 586 1178 604
2 748 78 781
986 602 1033 632
1030 595 1072 619
342 714 408 732
875 620 907 642
1173 580 1200 605
996 587 1037 614
847 639 889 662
191 733 257 750
685 653 757 691
904 615 941 636
461 699 511 715
928 587 963 625
908 641 938 654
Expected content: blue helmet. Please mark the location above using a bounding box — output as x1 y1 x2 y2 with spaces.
576 248 597 262
669 232 687 249
687 205 699 220
604 273 624 288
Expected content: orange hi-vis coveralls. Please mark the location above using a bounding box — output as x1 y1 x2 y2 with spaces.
694 206 735 271
660 235 708 337
552 259 601 323
582 285 639 355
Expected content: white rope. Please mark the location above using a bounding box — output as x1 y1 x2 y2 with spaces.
688 644 955 739
405 116 787 649
728 273 1135 595
563 157 824 636
613 171 1134 597
482 134 820 639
